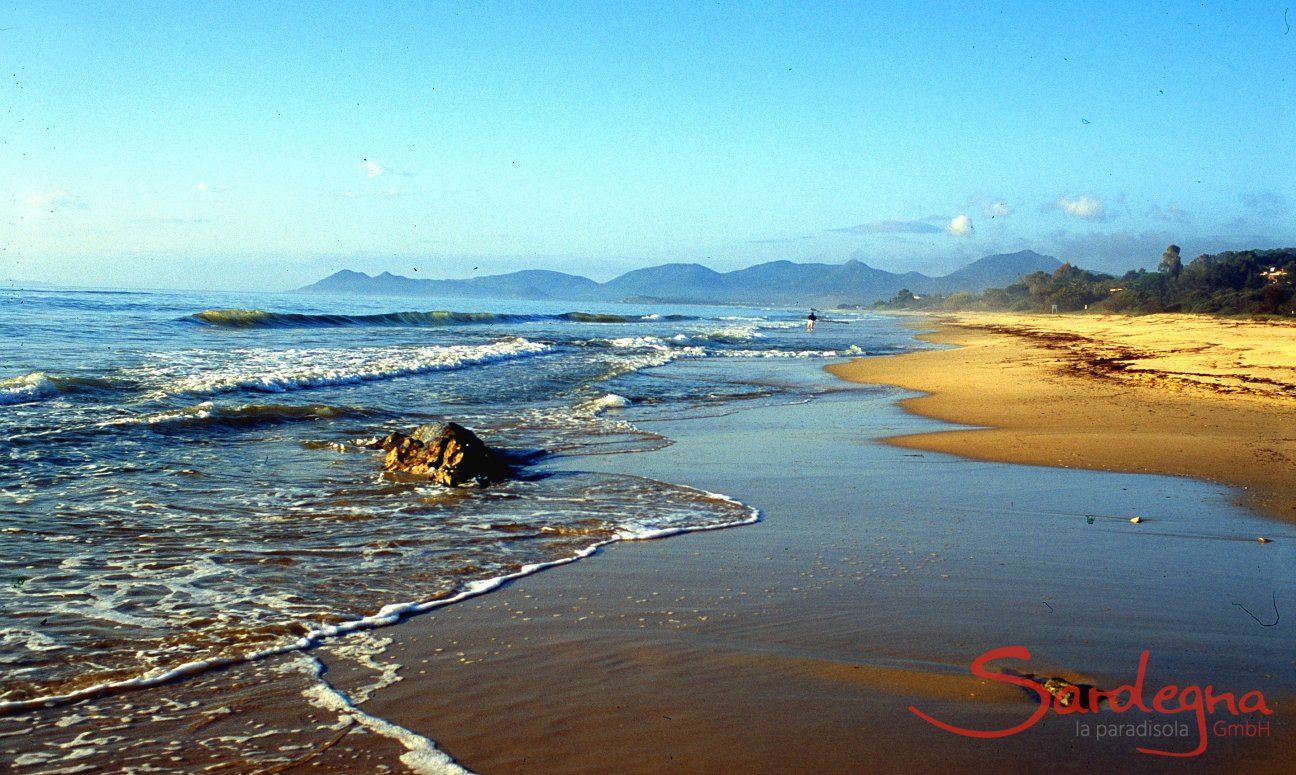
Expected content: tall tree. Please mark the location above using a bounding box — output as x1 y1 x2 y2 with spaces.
1159 244 1183 278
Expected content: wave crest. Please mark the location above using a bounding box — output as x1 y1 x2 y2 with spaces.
0 372 59 406
160 338 554 396
189 309 697 329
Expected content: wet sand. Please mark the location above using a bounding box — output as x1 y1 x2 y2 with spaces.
321 364 1296 773
827 312 1296 522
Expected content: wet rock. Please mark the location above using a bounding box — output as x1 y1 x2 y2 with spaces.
376 422 510 487
1043 678 1082 707
1017 673 1102 709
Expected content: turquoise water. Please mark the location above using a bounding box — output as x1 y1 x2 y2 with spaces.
0 287 913 706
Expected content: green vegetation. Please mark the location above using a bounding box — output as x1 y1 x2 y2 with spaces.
871 247 1296 316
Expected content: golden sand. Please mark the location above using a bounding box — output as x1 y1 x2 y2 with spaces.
827 312 1296 522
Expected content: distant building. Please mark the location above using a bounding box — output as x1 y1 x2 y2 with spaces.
1261 267 1289 284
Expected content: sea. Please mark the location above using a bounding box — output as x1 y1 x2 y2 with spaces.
0 287 916 772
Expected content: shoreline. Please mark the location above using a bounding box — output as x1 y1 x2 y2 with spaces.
320 352 1295 772
827 311 1296 523
11 316 1293 772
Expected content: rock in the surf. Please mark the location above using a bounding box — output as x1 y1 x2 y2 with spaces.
377 422 510 486
1021 674 1100 709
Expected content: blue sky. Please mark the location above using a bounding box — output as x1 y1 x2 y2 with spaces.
2 1 1293 290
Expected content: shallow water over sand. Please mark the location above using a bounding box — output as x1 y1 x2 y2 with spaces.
1 288 904 770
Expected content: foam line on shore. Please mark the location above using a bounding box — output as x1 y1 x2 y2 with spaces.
0 485 759 717
301 654 471 774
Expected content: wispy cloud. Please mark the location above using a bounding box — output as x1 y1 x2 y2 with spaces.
945 214 974 236
358 158 417 179
830 219 941 235
1239 190 1288 220
982 200 1013 218
1054 195 1107 220
25 189 87 212
1145 203 1188 223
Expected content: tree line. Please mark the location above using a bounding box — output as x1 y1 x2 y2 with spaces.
874 247 1296 316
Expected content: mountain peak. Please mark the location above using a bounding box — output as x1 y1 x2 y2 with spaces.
297 250 1063 305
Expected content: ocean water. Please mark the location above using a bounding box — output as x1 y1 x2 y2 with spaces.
0 287 913 731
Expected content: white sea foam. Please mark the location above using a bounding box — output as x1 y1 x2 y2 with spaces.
604 336 669 350
690 324 762 343
710 348 847 359
0 372 60 406
94 401 216 428
0 483 758 717
301 654 469 774
583 393 631 415
144 339 553 397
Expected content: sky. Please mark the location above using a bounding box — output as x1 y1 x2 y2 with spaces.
2 1 1294 290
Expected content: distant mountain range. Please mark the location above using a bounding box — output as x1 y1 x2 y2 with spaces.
297 250 1061 307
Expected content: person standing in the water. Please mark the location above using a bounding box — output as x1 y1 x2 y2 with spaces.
806 310 817 332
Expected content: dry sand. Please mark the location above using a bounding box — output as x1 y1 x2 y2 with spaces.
828 312 1296 522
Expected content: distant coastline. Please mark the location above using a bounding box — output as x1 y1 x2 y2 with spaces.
295 250 1062 307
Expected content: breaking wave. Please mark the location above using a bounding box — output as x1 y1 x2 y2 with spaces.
0 372 59 406
154 338 555 396
189 309 696 329
0 372 119 406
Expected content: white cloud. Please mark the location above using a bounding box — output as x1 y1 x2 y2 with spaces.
945 214 974 236
360 160 385 178
982 201 1013 218
1056 196 1106 220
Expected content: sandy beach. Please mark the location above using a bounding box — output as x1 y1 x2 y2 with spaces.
8 313 1293 773
827 312 1296 522
316 335 1296 773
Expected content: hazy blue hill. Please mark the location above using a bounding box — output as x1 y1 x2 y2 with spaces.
297 250 1063 306
606 259 927 305
459 269 602 300
723 260 841 303
600 263 727 300
299 269 375 292
927 250 1061 293
808 260 915 304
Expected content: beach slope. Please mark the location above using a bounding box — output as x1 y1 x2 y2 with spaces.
828 312 1296 522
